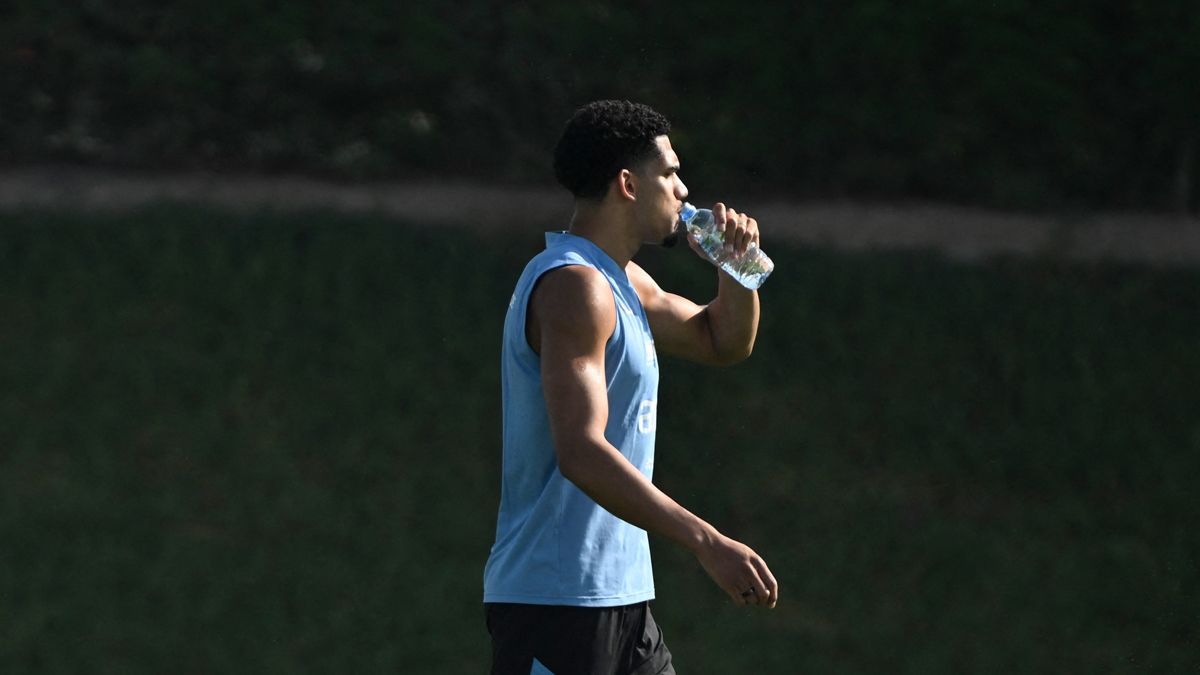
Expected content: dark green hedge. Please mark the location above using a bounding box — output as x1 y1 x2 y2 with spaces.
4 1 1199 211
3 207 1198 672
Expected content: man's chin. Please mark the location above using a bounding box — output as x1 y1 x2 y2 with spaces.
660 218 685 248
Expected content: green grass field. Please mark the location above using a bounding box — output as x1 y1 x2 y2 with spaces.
2 207 1197 673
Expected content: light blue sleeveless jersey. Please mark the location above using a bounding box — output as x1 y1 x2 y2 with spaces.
483 232 659 607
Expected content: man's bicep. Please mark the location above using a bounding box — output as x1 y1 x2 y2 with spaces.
627 262 717 364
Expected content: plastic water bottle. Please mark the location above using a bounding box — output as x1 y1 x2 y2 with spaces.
679 202 775 290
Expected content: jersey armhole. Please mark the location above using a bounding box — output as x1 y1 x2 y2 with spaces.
521 263 617 359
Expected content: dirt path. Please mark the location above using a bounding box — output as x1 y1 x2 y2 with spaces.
4 165 1200 266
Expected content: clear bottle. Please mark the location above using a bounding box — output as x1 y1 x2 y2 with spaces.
679 202 775 290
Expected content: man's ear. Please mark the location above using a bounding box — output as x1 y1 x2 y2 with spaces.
615 168 637 202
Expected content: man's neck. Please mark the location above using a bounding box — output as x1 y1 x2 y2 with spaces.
567 201 640 268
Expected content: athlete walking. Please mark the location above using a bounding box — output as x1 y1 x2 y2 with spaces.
483 100 777 675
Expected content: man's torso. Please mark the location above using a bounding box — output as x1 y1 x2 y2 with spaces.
483 232 660 607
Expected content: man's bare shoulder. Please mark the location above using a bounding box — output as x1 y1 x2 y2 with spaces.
528 265 616 352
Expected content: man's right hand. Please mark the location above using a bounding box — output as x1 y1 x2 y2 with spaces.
694 532 779 608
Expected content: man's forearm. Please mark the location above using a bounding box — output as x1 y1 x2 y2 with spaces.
703 271 760 364
558 439 718 553
559 437 781 608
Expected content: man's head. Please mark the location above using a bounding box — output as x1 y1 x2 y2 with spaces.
553 100 672 201
554 100 688 247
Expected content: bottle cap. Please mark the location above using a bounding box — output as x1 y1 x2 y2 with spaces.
679 202 697 224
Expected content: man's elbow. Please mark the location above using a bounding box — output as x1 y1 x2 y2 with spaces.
557 452 584 485
710 341 755 367
555 440 599 486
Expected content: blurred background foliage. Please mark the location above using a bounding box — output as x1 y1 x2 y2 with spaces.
2 211 1197 672
4 3 1200 673
3 0 1199 211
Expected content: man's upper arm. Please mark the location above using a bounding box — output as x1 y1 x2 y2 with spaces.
530 265 617 464
626 261 721 365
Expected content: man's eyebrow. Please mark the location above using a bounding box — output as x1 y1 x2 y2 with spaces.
665 164 680 173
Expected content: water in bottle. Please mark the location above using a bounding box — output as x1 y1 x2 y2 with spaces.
678 202 775 290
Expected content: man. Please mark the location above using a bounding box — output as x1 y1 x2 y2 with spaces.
483 100 777 675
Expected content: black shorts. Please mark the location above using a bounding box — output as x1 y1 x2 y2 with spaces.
485 601 675 675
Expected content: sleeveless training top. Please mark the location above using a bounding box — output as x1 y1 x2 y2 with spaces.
483 231 660 607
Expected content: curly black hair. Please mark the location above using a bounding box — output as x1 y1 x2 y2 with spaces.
553 100 672 200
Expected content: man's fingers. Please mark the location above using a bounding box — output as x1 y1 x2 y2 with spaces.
721 571 763 607
707 203 761 257
734 586 752 605
713 202 737 253
723 208 741 253
745 572 768 606
732 563 768 607
744 585 762 607
738 558 777 608
753 556 779 608
735 214 751 255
